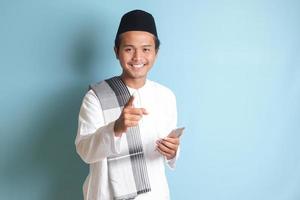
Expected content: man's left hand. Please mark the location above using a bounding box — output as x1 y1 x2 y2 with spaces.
156 137 180 160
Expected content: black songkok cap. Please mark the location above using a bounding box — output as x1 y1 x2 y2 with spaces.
115 10 158 40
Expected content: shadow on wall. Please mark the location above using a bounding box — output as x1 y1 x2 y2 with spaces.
2 87 88 200
1 24 107 200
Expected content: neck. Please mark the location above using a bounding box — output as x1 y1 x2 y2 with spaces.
120 75 146 89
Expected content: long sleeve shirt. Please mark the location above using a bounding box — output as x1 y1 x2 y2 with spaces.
75 79 178 200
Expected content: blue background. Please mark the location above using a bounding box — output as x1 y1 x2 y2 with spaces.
1 0 299 199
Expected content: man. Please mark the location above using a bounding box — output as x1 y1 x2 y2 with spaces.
75 10 181 200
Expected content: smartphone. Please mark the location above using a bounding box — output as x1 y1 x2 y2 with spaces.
168 127 185 138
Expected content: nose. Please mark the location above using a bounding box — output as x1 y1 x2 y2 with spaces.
132 49 142 61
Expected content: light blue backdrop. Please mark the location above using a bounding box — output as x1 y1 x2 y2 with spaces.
1 0 299 200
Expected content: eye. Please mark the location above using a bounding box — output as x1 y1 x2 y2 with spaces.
124 48 133 52
143 48 151 52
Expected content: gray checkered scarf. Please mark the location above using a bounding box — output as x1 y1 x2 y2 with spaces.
90 76 151 200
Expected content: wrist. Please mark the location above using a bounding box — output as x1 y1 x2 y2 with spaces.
113 120 123 137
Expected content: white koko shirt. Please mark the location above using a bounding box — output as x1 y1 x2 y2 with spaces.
75 79 178 200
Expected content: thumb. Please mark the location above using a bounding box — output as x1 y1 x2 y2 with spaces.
126 95 135 107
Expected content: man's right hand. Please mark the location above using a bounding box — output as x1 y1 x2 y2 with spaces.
114 96 148 137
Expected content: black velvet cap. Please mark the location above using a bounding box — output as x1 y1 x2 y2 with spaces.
115 10 158 40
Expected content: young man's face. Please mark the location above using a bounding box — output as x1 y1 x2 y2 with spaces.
115 31 157 82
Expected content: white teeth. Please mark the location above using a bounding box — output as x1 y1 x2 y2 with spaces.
131 64 144 68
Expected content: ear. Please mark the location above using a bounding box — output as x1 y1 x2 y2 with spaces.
114 47 119 59
155 48 159 58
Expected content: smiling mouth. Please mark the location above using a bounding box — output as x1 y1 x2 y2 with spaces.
130 64 145 68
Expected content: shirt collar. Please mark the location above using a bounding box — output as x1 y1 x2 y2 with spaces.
127 79 149 95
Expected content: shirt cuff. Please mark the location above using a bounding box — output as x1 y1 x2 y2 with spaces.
166 145 180 170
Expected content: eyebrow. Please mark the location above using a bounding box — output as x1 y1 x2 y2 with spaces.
142 45 153 48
